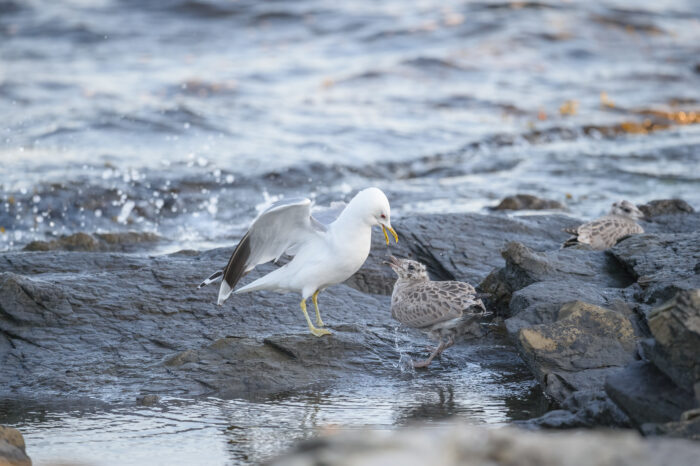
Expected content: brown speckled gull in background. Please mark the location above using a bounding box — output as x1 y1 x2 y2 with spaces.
563 200 645 250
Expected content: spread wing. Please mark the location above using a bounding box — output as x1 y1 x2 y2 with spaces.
311 201 347 228
213 198 322 303
392 281 485 329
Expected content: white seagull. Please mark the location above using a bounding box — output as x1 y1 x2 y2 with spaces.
198 187 398 337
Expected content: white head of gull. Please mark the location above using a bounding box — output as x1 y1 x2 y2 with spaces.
198 187 398 337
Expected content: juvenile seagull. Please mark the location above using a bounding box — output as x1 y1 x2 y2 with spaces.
198 187 398 337
386 256 488 368
563 200 644 250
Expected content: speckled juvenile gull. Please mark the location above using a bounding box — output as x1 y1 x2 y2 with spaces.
563 200 644 250
386 256 488 368
198 187 398 337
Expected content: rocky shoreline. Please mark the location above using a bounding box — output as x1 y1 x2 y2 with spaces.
1 197 699 463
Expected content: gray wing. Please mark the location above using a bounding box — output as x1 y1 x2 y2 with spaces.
311 201 347 229
393 282 482 329
571 216 643 249
218 198 320 298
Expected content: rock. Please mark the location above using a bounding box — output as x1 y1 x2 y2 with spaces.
268 422 700 466
642 416 700 440
0 213 536 402
491 194 565 211
481 241 634 316
605 361 695 426
347 213 574 296
515 301 637 401
0 426 31 466
638 199 694 217
136 394 160 406
23 231 162 252
645 290 700 394
610 232 700 306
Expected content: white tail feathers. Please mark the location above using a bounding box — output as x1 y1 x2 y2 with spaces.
217 281 233 305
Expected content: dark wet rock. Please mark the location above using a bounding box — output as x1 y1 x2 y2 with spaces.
269 421 700 466
642 409 700 440
522 389 631 429
347 213 574 296
515 301 638 402
645 290 700 394
481 241 633 316
23 231 162 252
136 394 160 406
638 199 694 217
609 232 700 306
0 213 538 402
0 426 31 466
491 194 565 211
605 361 695 426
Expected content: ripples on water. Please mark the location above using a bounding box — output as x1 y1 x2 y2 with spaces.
0 0 698 463
1 0 699 251
4 358 545 465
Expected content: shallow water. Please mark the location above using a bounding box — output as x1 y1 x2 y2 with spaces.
1 0 699 251
1 0 698 463
3 347 546 465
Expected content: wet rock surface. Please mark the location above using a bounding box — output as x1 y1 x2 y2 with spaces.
0 426 31 466
516 301 637 402
1 205 698 442
479 205 700 434
0 212 570 403
22 231 163 252
269 421 700 466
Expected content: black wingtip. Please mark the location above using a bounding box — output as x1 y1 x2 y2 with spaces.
222 232 251 291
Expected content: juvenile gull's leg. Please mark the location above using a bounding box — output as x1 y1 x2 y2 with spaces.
301 299 331 337
312 290 325 327
413 339 447 368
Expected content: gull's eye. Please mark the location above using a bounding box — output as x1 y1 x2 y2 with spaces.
623 207 631 213
380 213 386 219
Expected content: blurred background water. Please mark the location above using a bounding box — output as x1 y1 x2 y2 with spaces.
1 0 699 252
1 0 699 464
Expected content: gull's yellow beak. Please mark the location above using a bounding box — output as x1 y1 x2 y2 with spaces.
381 224 399 245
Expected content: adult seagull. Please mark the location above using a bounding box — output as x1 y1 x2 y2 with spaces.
198 187 398 336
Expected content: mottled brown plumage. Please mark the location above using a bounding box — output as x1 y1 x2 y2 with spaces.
564 200 645 250
385 256 488 368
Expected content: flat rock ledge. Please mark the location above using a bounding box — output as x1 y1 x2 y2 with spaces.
268 421 700 466
0 212 574 403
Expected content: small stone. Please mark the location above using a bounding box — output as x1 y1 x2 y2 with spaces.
491 194 565 211
136 394 160 406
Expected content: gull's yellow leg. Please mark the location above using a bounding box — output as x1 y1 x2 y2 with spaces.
301 299 331 337
312 290 325 327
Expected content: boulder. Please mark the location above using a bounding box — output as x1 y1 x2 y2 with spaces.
605 361 695 426
0 426 31 466
638 199 694 217
515 301 637 401
645 290 700 394
491 194 565 211
610 232 700 306
269 422 700 466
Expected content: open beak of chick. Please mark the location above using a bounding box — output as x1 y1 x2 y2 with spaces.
381 224 399 245
382 255 401 271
